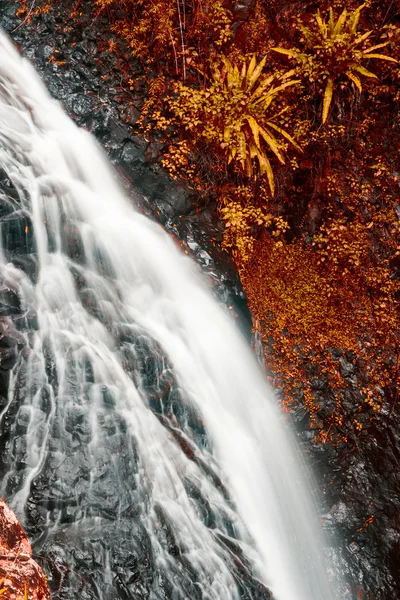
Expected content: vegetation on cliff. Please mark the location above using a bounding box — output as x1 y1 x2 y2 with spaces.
15 0 400 446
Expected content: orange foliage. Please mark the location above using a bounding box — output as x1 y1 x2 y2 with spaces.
240 149 400 443
15 0 400 445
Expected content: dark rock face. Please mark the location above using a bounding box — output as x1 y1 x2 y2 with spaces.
228 0 256 24
290 388 400 599
0 3 399 600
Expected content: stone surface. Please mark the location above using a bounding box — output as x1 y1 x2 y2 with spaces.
0 2 399 600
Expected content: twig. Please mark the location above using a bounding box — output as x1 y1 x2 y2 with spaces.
12 0 36 32
176 0 186 81
169 30 179 77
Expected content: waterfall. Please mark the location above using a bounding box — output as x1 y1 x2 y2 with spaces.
0 31 338 600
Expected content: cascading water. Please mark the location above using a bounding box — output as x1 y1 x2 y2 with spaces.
0 31 338 600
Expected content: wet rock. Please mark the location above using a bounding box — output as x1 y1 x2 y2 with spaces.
10 255 39 283
0 345 18 370
0 290 21 317
309 376 328 391
226 0 256 24
71 93 93 118
339 357 355 379
1 213 35 255
232 0 256 21
121 139 146 164
61 221 85 263
331 348 342 360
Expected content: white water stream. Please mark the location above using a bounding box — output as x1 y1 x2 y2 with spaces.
0 31 338 600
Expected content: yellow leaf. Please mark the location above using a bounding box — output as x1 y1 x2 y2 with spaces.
328 7 335 34
280 68 297 80
353 65 378 78
246 54 257 80
271 47 296 58
212 67 221 82
351 30 373 47
349 4 365 33
346 71 362 92
364 53 398 62
238 131 247 168
268 106 290 122
247 55 267 90
267 121 303 153
258 154 275 195
246 116 261 149
227 146 237 163
259 127 285 163
223 126 232 143
333 9 347 36
254 79 300 108
322 77 334 124
249 143 258 159
315 11 327 38
363 42 390 54
266 79 300 96
250 73 275 101
226 61 239 89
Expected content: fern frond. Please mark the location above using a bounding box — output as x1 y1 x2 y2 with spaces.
364 53 398 62
267 121 303 152
363 42 390 54
247 55 268 90
259 127 285 163
246 116 261 149
346 71 362 92
333 9 348 36
349 3 365 33
316 11 327 38
351 30 373 46
322 77 334 124
271 47 296 57
258 153 275 194
353 65 378 77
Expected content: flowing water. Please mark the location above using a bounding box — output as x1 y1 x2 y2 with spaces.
0 31 338 600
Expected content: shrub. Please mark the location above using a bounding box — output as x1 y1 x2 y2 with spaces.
168 55 301 193
272 3 397 123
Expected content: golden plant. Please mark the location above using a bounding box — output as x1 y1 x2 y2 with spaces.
218 186 289 262
272 3 397 123
169 55 301 193
217 55 302 191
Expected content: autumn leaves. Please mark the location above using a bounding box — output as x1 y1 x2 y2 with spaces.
190 3 397 192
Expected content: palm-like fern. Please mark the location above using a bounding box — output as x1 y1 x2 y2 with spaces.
273 3 397 123
213 55 301 193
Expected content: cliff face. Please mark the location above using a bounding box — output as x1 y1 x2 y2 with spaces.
0 499 51 599
0 1 399 599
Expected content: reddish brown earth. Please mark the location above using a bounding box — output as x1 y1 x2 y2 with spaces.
0 499 51 600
